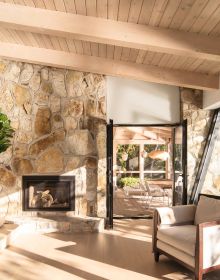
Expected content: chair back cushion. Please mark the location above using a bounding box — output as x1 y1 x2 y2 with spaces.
195 195 220 225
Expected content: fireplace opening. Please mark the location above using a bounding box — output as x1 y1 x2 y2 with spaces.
22 176 75 211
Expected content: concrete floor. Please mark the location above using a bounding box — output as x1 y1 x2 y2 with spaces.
0 219 219 280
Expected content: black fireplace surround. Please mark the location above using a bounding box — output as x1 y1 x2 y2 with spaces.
22 175 75 211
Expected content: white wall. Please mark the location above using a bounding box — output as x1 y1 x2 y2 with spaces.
107 76 180 124
203 89 220 110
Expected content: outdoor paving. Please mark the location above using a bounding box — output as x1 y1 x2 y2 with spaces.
113 188 170 218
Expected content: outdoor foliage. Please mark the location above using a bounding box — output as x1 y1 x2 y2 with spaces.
0 111 14 153
118 177 140 188
116 144 139 171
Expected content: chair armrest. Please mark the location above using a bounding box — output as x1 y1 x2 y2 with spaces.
197 220 220 270
155 204 196 226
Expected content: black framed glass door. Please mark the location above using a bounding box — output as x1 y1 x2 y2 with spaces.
172 120 187 205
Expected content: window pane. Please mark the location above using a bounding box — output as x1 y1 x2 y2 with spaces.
116 144 139 171
144 144 166 171
144 173 166 180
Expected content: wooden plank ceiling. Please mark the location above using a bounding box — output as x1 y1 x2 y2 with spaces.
114 126 172 144
0 0 220 90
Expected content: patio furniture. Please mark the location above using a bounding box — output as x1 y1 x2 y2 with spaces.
123 184 146 197
144 181 167 208
152 194 220 280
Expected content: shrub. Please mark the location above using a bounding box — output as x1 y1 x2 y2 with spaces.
0 111 14 153
118 177 140 188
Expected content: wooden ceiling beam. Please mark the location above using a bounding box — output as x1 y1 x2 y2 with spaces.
0 42 218 90
0 3 220 62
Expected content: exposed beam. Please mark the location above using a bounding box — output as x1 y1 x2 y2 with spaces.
0 42 218 90
0 3 220 62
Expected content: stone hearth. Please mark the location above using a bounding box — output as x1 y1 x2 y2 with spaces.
0 59 107 231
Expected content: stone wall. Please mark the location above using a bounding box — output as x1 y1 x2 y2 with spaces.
180 88 216 197
0 59 107 219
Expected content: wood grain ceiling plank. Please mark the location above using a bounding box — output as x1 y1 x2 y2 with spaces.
83 41 91 55
1 41 218 90
126 0 144 64
23 0 35 6
120 47 131 62
66 38 76 52
114 46 123 60
190 0 220 33
159 0 181 28
143 51 155 65
118 0 131 22
86 0 98 59
108 0 119 20
200 5 220 34
107 45 114 59
34 0 45 8
33 34 46 48
23 31 39 46
180 57 197 70
50 36 62 50
41 34 54 49
2 0 14 3
13 0 25 5
166 54 182 68
209 22 220 36
16 29 34 46
150 52 164 66
64 0 76 13
57 37 69 51
136 50 146 64
171 56 188 69
99 43 107 58
74 39 84 54
187 58 204 71
91 42 99 57
75 0 86 15
74 0 86 55
97 0 107 58
149 0 169 27
107 0 119 59
43 0 56 10
169 0 195 29
179 0 210 31
194 59 216 73
7 28 23 44
97 0 107 18
53 0 66 12
86 0 96 16
129 49 139 62
128 0 143 23
0 28 14 42
138 0 155 24
158 54 172 67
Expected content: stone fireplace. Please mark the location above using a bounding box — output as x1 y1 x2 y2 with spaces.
22 175 75 211
0 58 107 231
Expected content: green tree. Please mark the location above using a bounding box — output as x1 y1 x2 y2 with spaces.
0 111 14 153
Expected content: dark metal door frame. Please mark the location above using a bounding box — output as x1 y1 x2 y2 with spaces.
106 119 114 228
106 121 188 227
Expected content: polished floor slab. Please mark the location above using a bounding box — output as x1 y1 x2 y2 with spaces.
0 219 219 280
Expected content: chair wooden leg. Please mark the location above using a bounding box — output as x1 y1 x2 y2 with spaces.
195 268 203 280
154 251 160 262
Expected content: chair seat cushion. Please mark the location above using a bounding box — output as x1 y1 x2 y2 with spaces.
157 225 196 256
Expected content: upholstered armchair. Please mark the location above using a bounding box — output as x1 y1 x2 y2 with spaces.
153 194 220 280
